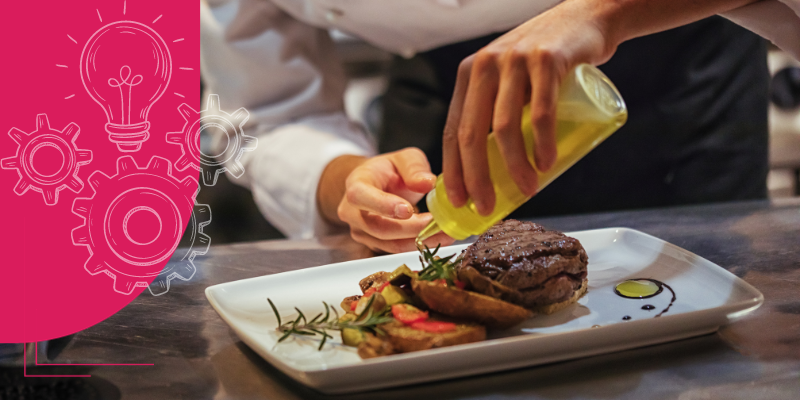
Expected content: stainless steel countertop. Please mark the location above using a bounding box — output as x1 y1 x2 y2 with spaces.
6 199 800 399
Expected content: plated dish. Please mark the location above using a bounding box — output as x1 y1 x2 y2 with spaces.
206 226 763 394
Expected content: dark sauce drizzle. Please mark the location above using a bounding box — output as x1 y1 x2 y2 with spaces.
614 278 677 318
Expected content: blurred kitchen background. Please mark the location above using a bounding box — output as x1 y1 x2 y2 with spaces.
195 32 800 245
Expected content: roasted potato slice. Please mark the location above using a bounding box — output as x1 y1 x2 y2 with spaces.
359 271 391 293
412 279 533 329
340 295 361 312
378 319 486 353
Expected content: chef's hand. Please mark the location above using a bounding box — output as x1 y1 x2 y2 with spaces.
442 0 616 215
317 149 454 253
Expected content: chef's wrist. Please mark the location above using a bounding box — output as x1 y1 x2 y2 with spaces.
317 155 368 225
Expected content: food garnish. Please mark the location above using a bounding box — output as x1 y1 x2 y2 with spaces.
267 297 394 350
417 244 461 286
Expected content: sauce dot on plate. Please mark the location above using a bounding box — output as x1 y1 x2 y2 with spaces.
614 279 663 299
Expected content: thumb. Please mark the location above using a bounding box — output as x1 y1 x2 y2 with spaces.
391 148 437 193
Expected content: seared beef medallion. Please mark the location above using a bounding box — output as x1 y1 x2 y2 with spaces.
457 220 588 310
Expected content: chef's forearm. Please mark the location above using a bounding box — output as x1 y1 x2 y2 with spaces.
588 0 761 49
317 155 368 225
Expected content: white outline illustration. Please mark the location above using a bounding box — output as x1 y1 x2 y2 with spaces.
1 114 93 205
148 192 211 296
167 94 257 186
72 156 197 295
80 21 172 152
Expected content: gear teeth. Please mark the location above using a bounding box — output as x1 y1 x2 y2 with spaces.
43 189 58 205
230 107 250 125
195 232 211 253
8 127 28 144
201 168 218 186
13 179 31 195
88 171 111 189
84 255 107 274
241 134 258 152
166 132 184 144
226 161 245 179
35 114 50 131
112 275 142 295
1 157 18 169
206 94 221 112
178 103 197 120
195 204 212 226
117 156 136 173
174 155 192 171
148 276 170 296
72 198 92 217
65 176 83 193
77 150 93 164
179 177 196 191
62 122 80 138
171 263 197 281
72 225 91 245
147 156 171 174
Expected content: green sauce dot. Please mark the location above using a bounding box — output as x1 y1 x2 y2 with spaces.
615 279 660 298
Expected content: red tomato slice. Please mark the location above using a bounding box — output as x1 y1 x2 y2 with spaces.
363 287 377 297
454 280 466 290
391 304 429 325
378 281 391 292
350 300 358 312
410 321 457 333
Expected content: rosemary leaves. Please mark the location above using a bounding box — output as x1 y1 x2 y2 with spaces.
267 296 394 350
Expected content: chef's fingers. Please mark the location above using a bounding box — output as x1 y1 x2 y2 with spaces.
344 180 414 220
529 52 561 172
390 148 436 194
493 54 538 197
442 56 472 208
351 228 454 254
459 52 499 215
357 211 435 241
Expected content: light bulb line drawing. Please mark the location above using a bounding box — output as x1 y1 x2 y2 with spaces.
107 65 143 127
79 20 171 152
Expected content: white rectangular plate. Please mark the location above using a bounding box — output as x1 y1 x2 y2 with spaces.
206 228 763 394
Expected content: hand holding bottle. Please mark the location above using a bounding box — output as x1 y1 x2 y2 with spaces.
442 0 616 216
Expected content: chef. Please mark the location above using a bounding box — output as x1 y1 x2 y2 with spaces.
201 0 800 253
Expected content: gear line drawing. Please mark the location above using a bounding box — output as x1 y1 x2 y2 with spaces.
167 94 257 186
1 114 93 205
72 155 206 295
148 189 211 296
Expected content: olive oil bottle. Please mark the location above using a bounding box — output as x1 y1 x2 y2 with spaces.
418 64 627 243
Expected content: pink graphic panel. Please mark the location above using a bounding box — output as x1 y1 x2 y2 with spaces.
0 0 200 343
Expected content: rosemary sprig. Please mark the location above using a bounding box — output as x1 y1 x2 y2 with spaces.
417 244 462 285
267 297 394 350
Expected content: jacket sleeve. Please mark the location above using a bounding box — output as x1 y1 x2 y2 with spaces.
200 0 376 239
722 0 800 61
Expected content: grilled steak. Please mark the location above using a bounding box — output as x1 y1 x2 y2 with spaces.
457 220 588 309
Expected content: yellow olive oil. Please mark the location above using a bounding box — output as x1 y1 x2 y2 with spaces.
418 64 628 242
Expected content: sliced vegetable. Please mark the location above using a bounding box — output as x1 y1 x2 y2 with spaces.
410 320 457 333
381 284 410 305
354 293 387 317
391 304 429 325
350 301 358 312
341 328 366 346
454 280 466 290
387 264 416 287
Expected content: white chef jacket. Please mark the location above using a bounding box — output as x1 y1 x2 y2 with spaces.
200 0 800 240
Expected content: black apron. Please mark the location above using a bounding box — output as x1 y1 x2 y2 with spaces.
378 16 769 218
